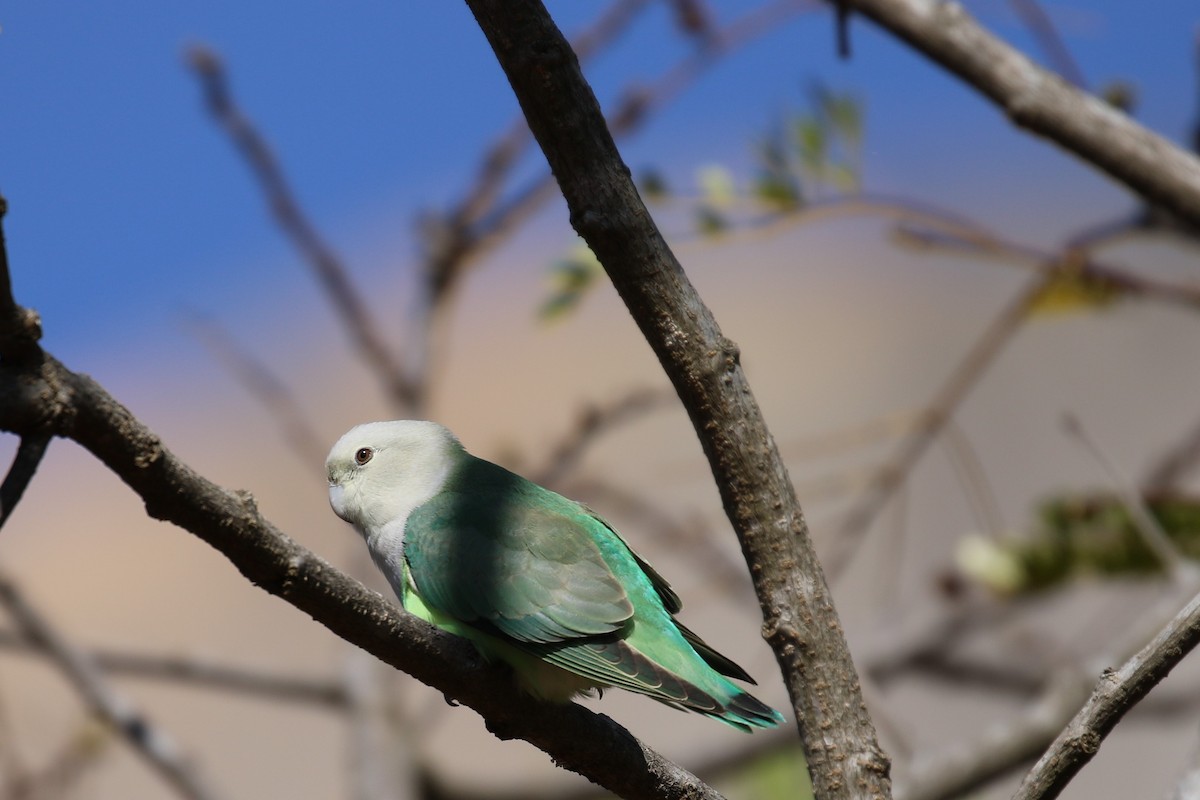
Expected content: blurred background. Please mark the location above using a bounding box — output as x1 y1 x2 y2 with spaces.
2 1 1200 798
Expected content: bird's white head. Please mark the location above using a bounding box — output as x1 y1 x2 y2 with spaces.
325 420 463 535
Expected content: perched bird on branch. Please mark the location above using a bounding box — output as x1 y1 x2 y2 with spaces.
326 420 783 731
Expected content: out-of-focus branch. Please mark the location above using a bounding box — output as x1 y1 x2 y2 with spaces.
0 353 725 800
463 3 888 798
185 47 418 411
1007 0 1086 89
1144 416 1200 492
0 719 111 800
895 670 1091 800
182 312 327 468
896 571 1200 800
417 0 819 357
825 271 1047 576
0 628 349 709
534 387 676 486
1012 587 1200 800
893 222 1200 310
0 573 220 800
836 0 1200 226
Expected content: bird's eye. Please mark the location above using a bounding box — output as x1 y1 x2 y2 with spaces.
354 447 374 466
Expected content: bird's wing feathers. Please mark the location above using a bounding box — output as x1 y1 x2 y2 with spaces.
403 488 634 644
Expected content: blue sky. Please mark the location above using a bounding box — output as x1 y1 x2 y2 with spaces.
1 1 1197 371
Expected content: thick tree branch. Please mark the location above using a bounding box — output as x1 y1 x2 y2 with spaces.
0 354 724 800
837 0 1200 227
462 3 889 798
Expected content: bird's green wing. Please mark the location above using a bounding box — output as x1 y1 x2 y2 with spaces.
403 485 634 644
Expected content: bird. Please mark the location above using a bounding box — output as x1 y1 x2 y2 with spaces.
325 419 784 731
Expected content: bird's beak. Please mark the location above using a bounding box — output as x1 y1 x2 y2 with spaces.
329 482 349 522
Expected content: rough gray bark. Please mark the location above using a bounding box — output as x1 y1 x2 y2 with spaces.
838 0 1200 226
462 2 891 798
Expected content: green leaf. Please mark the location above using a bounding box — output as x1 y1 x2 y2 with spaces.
824 162 859 193
792 116 827 176
537 241 603 322
753 174 802 210
695 206 728 236
639 168 670 201
696 164 736 209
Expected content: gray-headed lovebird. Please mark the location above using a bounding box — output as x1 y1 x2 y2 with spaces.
326 420 784 731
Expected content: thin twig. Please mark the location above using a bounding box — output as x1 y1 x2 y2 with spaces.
1007 0 1087 89
181 312 327 469
414 0 820 382
894 222 1200 309
942 422 1005 538
0 573 220 800
1144 415 1200 492
0 434 49 530
895 669 1092 800
825 272 1048 577
1 719 111 800
1012 587 1200 800
185 47 417 410
534 387 676 486
1061 412 1189 578
0 627 348 708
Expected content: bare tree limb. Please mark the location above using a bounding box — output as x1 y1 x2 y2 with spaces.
895 670 1091 800
0 628 348 709
414 0 819 384
1012 587 1200 800
533 387 676 486
1144 416 1200 492
0 433 49 530
0 573 221 800
825 271 1047 576
462 3 888 798
185 47 418 410
181 312 327 468
836 0 1200 227
1006 0 1086 89
0 718 111 800
0 200 42 366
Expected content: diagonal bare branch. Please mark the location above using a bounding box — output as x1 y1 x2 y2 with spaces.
1007 0 1086 89
1012 587 1200 800
836 0 1200 226
825 271 1048 577
0 573 221 800
0 627 348 709
181 312 327 469
462 2 886 797
185 47 418 410
0 434 49 531
534 387 676 486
